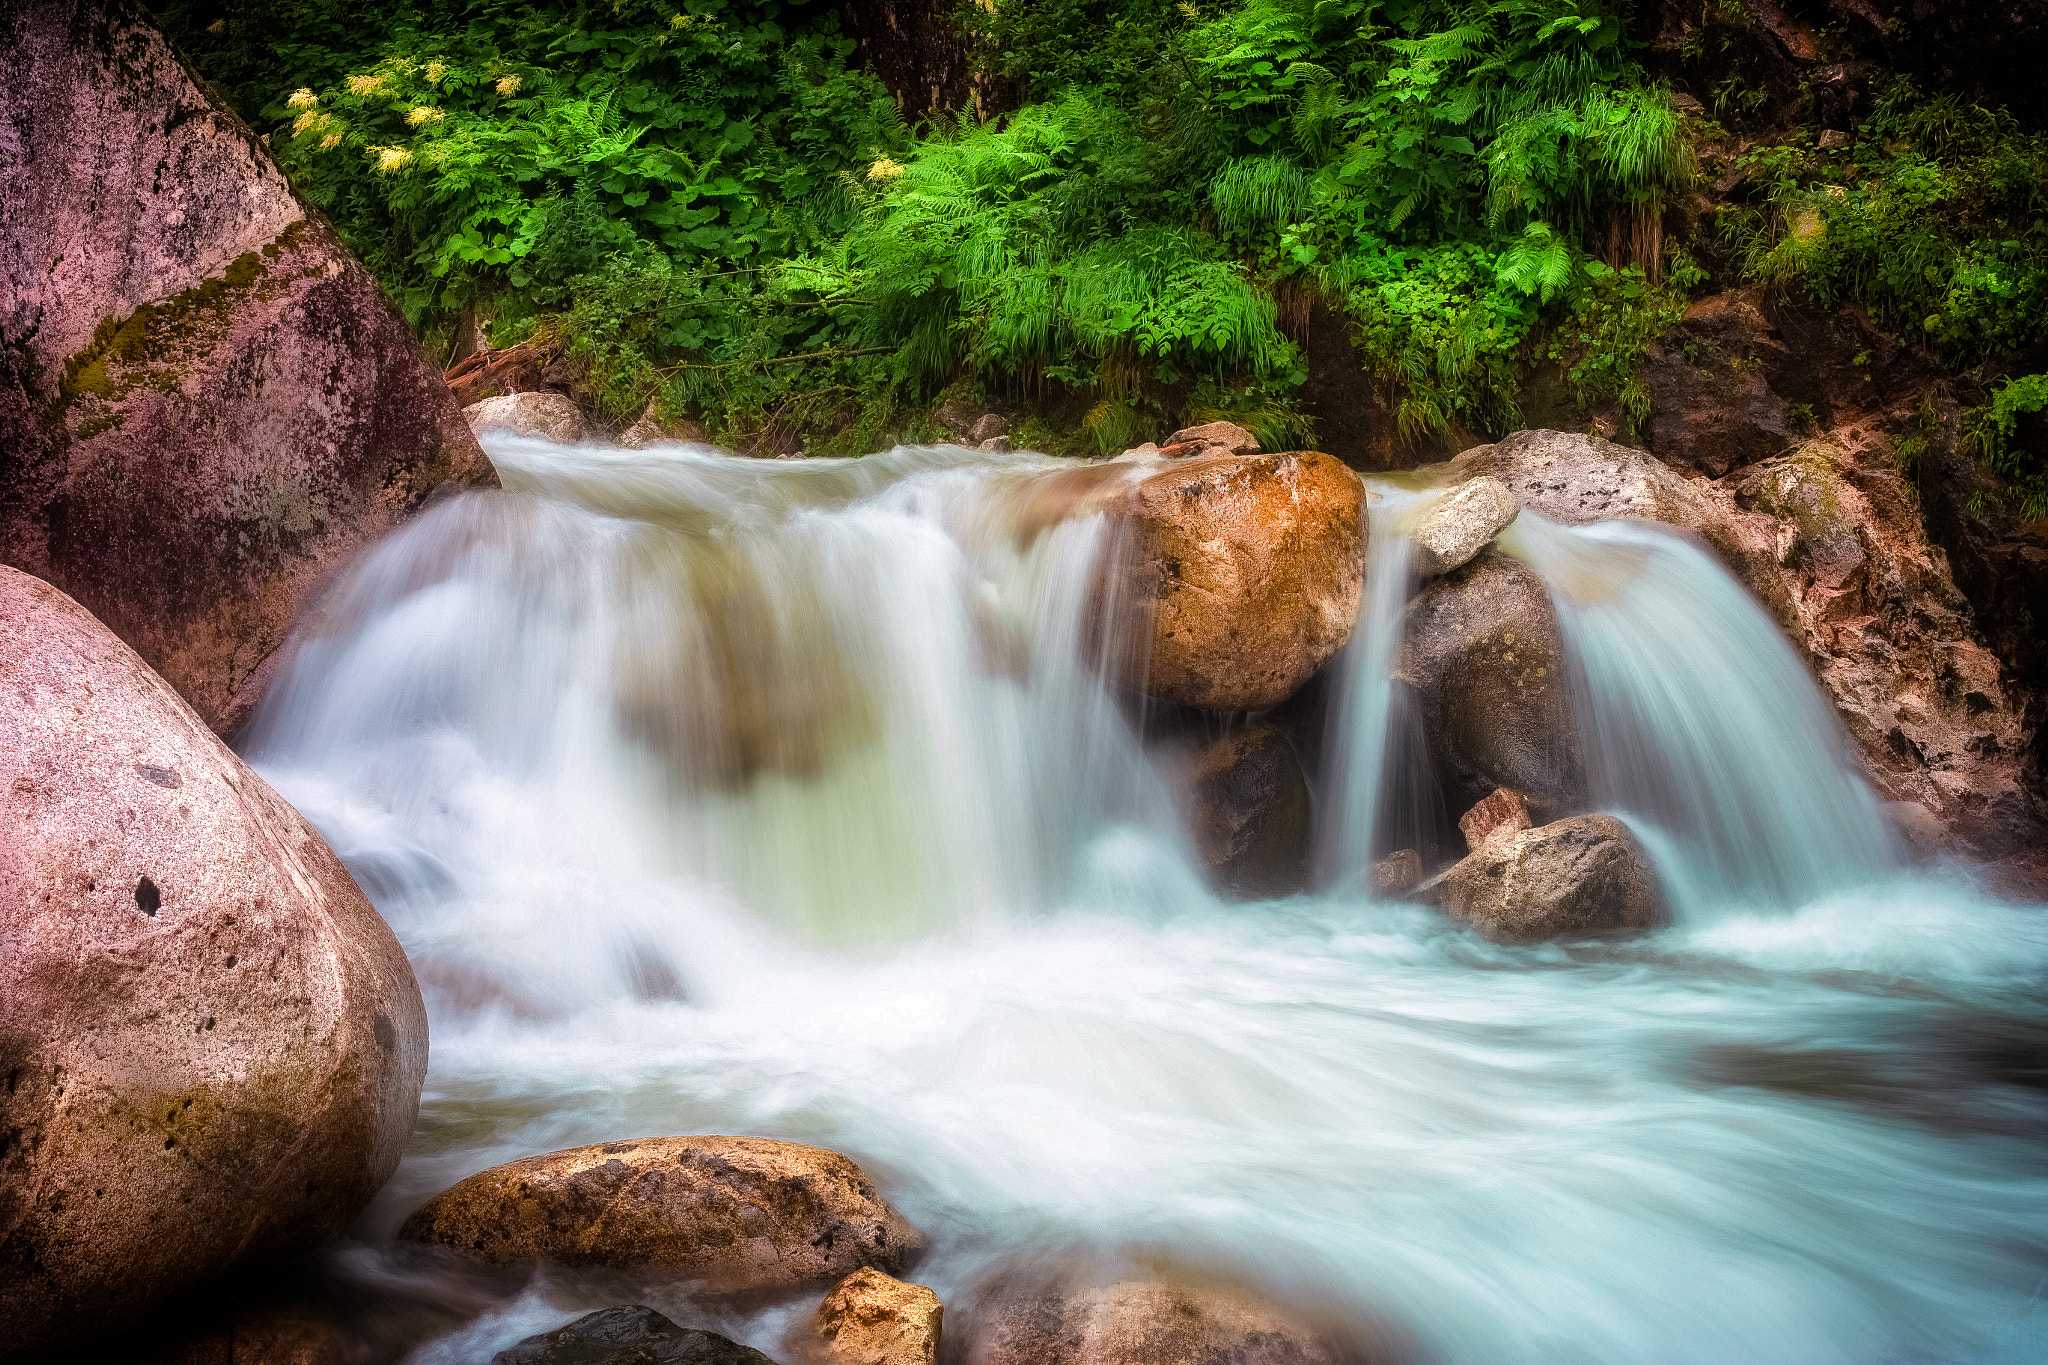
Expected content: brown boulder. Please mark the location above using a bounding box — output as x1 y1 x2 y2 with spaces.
1368 849 1423 898
0 567 429 1355
1398 548 1584 823
398 1136 926 1290
1108 451 1365 711
1187 725 1313 899
1424 813 1669 943
969 1279 1339 1365
1640 293 1795 478
0 0 496 736
813 1268 943 1365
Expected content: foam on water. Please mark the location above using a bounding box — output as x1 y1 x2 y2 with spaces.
243 439 2048 1365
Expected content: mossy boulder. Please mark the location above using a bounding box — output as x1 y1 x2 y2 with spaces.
0 0 494 736
0 567 428 1356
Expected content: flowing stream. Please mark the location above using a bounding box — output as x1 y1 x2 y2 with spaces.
243 440 2048 1365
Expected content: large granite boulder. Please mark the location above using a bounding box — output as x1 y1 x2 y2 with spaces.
1422 813 1669 943
1398 548 1584 824
399 1135 925 1290
0 567 428 1355
1107 451 1365 711
0 0 495 737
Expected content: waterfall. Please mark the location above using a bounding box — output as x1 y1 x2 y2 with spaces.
242 439 1183 1010
1497 512 1898 913
1321 492 1896 914
239 438 2047 1365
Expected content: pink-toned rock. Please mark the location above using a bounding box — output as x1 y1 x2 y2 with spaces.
0 567 428 1355
398 1135 926 1289
1459 787 1533 853
0 0 495 737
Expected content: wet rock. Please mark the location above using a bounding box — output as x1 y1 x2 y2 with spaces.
1188 726 1312 899
398 1135 926 1289
1410 477 1520 577
1159 421 1259 460
620 401 711 450
970 1279 1340 1365
1399 548 1584 823
932 399 1007 445
494 1306 778 1365
1109 451 1365 711
1368 849 1423 898
1424 813 1668 943
466 392 590 444
0 0 495 736
1459 787 1532 853
813 1268 943 1365
971 414 1010 445
0 567 428 1355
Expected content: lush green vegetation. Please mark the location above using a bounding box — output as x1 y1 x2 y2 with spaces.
167 0 1707 452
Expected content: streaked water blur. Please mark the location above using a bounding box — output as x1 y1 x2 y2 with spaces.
244 438 2048 1364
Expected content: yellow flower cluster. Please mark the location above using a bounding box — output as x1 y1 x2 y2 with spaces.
670 12 692 26
867 157 906 181
344 73 386 97
495 74 523 97
321 133 343 150
285 88 317 110
426 61 448 84
372 145 413 174
406 105 445 127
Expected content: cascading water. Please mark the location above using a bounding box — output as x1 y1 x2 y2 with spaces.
243 437 2048 1365
1496 512 1898 915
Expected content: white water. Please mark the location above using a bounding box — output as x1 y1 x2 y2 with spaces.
244 440 2048 1365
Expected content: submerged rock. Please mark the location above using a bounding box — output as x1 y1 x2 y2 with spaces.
1368 848 1424 898
1398 548 1584 823
1424 813 1668 943
0 567 428 1355
398 1135 925 1289
1109 450 1365 711
494 1306 778 1365
0 0 494 736
813 1268 944 1365
1410 476 1520 578
1188 725 1313 899
466 391 590 444
969 1279 1340 1365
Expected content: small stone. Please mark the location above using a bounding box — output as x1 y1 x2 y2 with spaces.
970 414 1009 445
1423 814 1669 943
814 1268 943 1365
619 401 710 450
978 437 1012 453
1458 787 1532 853
1368 848 1423 898
1818 128 1850 150
1410 476 1521 577
464 391 589 444
1162 421 1259 457
492 1306 779 1365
